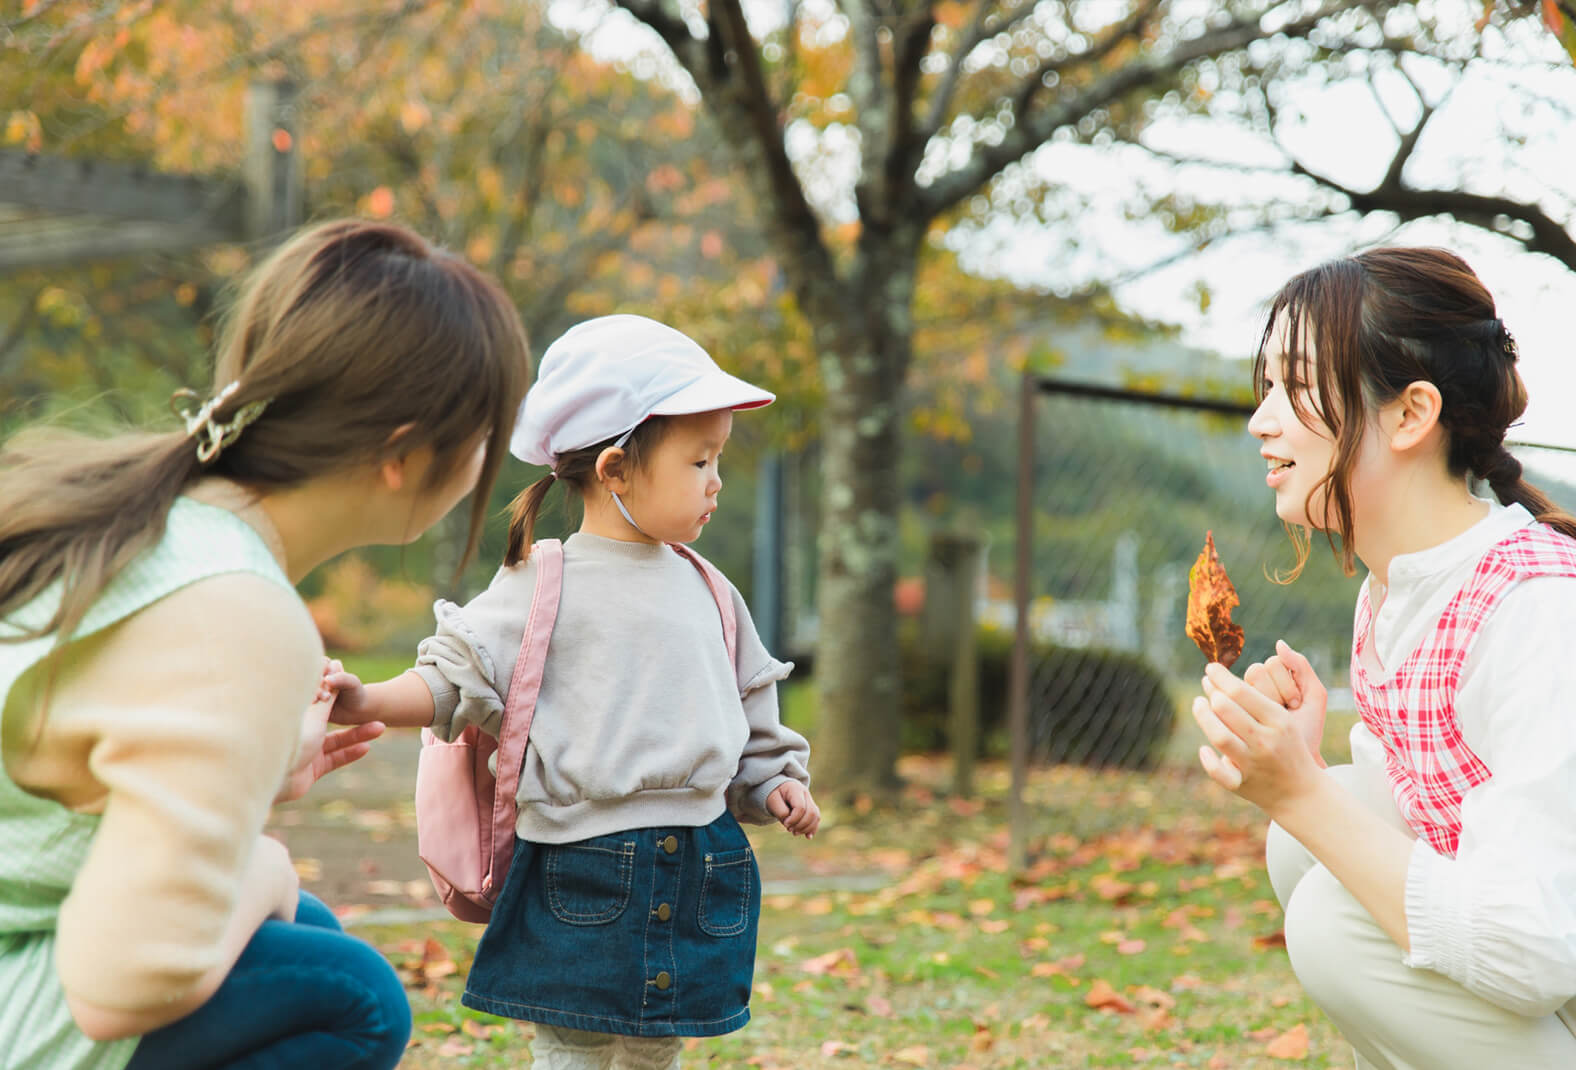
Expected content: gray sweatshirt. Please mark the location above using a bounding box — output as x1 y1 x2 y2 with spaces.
413 532 810 845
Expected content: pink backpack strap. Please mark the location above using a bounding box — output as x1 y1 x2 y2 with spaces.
669 542 737 668
485 538 563 895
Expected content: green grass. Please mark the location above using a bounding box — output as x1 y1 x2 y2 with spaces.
368 753 1342 1068
329 651 419 686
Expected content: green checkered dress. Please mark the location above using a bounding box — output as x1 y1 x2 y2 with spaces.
0 499 291 1070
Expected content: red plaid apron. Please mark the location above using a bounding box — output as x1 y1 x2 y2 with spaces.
1352 523 1576 857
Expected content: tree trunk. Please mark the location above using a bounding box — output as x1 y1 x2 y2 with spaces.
810 237 916 801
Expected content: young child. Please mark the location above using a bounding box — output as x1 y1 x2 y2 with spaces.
1192 247 1576 1067
328 314 818 1070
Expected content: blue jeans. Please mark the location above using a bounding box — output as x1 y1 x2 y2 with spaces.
125 891 410 1070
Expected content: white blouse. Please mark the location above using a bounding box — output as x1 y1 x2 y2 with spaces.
1351 501 1576 1018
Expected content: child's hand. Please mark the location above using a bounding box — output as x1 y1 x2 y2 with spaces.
766 781 820 838
275 659 385 804
321 663 375 725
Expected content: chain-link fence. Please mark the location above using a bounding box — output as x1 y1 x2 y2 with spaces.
999 379 1576 770
984 379 1576 857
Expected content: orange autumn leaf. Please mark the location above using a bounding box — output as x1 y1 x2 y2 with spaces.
1266 1023 1310 1060
1186 530 1245 668
1084 979 1137 1014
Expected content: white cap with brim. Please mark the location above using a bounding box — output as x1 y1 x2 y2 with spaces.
510 314 774 468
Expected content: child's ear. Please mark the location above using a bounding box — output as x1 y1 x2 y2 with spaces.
1387 380 1443 453
595 446 629 493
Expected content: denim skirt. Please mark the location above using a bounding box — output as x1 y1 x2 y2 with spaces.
461 810 759 1037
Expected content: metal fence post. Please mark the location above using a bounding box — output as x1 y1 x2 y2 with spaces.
1007 368 1034 875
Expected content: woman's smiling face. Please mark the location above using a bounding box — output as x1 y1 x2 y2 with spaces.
1249 313 1339 530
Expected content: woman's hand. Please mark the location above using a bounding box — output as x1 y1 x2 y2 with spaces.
1191 660 1327 818
1244 640 1328 767
274 659 385 804
766 781 821 837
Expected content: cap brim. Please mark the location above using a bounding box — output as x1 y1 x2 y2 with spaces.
648 371 774 417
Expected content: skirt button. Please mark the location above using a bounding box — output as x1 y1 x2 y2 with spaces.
661 835 678 854
654 971 672 990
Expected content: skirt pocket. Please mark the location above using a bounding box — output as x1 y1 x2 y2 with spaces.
697 847 755 937
545 836 636 925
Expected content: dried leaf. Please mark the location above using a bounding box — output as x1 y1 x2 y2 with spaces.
1186 531 1245 668
1266 1023 1310 1060
1085 979 1137 1014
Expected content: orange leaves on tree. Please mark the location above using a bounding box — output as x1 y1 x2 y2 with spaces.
364 186 396 219
1186 530 1245 668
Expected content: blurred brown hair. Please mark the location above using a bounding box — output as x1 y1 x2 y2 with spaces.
1255 245 1576 578
0 218 531 645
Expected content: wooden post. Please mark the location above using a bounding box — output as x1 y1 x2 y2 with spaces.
1007 369 1034 876
244 80 302 243
941 531 984 797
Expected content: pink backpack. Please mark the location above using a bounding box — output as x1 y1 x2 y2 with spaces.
414 538 738 922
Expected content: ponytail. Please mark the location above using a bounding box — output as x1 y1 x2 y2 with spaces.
0 427 203 645
1481 447 1576 541
503 473 556 567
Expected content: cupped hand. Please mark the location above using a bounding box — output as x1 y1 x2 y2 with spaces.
1243 640 1328 767
766 781 821 838
1190 660 1326 817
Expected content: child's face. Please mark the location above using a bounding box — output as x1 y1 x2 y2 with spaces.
624 409 733 544
1249 315 1338 530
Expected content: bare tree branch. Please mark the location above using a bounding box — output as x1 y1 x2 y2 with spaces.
1010 0 1167 118
614 0 841 321
923 0 1042 138
1291 159 1576 269
917 0 1352 220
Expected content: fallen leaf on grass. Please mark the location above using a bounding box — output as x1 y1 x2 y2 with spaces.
1085 978 1137 1014
1266 1023 1310 1060
801 947 860 977
1131 985 1177 1010
422 937 457 979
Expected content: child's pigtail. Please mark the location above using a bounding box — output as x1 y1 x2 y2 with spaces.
504 473 556 567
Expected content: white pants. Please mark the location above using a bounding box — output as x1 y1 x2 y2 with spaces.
530 1025 682 1070
1268 765 1576 1069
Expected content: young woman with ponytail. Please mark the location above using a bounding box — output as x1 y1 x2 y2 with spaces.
0 219 531 1070
1191 247 1576 1067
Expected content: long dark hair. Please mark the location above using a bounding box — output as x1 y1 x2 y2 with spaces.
1256 245 1576 577
0 219 531 644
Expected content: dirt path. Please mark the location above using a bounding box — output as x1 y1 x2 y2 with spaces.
268 728 891 922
